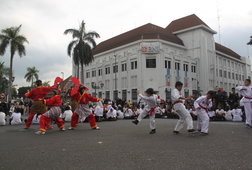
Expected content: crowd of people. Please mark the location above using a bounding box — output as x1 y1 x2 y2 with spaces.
0 77 250 136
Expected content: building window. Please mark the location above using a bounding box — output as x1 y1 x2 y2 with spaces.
183 64 188 72
165 60 171 69
98 69 102 76
146 59 156 68
105 91 110 99
105 80 110 90
105 67 110 75
113 90 118 100
131 61 137 70
98 92 102 98
228 72 231 79
113 65 118 73
219 70 222 77
242 75 245 81
122 90 127 101
131 89 138 101
122 63 127 72
239 74 241 81
224 71 227 78
175 62 180 70
216 69 218 76
236 74 238 80
92 70 96 77
191 65 196 73
232 73 235 79
86 72 90 78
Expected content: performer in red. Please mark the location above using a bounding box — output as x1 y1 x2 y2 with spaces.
68 85 101 130
24 80 53 129
35 90 65 135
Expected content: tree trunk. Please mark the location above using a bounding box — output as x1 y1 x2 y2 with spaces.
31 77 33 87
80 64 84 84
8 54 13 102
77 64 80 79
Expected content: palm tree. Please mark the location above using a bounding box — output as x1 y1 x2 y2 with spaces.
64 20 100 83
0 62 9 93
24 66 39 87
0 25 28 101
247 36 252 45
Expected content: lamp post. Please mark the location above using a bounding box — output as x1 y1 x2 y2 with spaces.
91 82 104 97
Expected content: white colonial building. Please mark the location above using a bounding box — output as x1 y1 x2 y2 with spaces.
72 14 251 101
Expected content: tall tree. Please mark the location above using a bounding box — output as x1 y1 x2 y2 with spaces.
0 62 9 93
0 25 28 101
24 66 39 87
247 36 252 45
64 20 100 83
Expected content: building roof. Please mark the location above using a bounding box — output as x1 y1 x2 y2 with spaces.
215 43 241 60
93 23 184 55
165 14 210 33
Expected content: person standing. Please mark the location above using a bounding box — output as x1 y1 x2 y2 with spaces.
194 91 214 135
68 85 101 130
172 81 195 134
236 79 252 127
132 88 158 134
0 106 6 126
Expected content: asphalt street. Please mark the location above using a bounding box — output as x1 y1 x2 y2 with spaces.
0 119 252 170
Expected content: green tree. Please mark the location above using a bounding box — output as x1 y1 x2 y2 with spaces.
42 81 50 87
64 20 100 83
0 62 9 93
18 86 31 97
24 66 39 87
0 25 28 101
247 36 252 45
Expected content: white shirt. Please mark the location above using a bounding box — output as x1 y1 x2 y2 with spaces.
136 108 143 116
171 89 183 104
106 108 117 118
225 110 233 121
124 108 133 117
94 105 104 117
236 86 252 103
62 110 73 122
117 110 124 119
233 109 243 121
208 111 216 117
194 96 212 112
155 106 163 115
216 109 226 115
0 112 6 125
138 94 157 109
10 112 22 125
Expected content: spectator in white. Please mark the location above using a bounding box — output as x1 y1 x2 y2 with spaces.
61 106 73 122
215 105 226 120
0 106 6 126
236 79 252 127
124 106 133 119
106 105 117 120
10 108 22 125
233 106 243 122
194 91 214 135
208 109 216 120
135 105 143 117
94 102 104 122
32 114 40 124
116 106 124 119
9 103 15 115
225 106 233 121
155 105 163 118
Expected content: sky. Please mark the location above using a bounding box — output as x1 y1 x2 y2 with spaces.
0 0 252 88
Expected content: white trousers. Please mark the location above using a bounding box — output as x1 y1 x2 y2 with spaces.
196 109 209 133
137 108 155 130
174 103 193 131
243 102 252 126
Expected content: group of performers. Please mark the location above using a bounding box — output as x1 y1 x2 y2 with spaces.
24 77 101 135
24 76 252 136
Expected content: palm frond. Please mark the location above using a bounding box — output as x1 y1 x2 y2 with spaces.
0 39 9 55
85 31 100 39
84 37 97 48
64 29 80 39
67 40 78 56
16 43 26 57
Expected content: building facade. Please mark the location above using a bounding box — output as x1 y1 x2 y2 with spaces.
72 14 251 101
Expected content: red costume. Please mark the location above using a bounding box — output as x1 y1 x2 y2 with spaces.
70 89 100 129
24 86 52 128
39 95 64 133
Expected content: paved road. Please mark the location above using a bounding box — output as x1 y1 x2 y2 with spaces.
0 119 252 170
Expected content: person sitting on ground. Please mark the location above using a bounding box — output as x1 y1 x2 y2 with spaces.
61 106 73 122
106 105 117 121
208 108 216 121
135 105 143 117
124 105 134 119
215 105 226 121
155 105 163 118
225 106 233 121
10 107 22 125
94 101 104 122
233 106 243 122
116 106 124 119
0 106 6 126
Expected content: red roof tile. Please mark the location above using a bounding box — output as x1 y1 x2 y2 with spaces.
165 14 210 33
93 23 184 55
215 43 241 60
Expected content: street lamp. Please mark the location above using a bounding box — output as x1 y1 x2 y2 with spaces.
91 82 104 97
